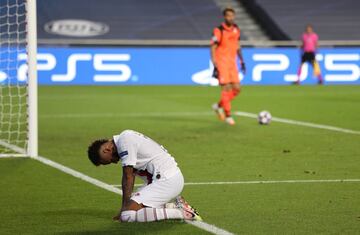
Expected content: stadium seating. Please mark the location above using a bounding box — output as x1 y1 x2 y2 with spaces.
249 0 360 40
37 0 223 40
20 0 360 42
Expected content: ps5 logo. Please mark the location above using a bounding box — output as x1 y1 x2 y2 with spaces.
253 53 360 82
252 54 289 82
16 53 132 83
192 52 359 85
1 49 359 85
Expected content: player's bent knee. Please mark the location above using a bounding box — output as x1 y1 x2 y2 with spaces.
120 210 137 222
222 84 232 91
126 200 144 211
233 88 240 96
231 83 240 95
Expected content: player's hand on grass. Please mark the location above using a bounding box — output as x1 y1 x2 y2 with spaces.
113 204 131 222
113 207 126 222
113 213 121 222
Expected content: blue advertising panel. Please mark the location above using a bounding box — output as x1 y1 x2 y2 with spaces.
0 47 359 85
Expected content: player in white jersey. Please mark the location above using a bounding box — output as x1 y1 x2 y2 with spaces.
87 130 202 222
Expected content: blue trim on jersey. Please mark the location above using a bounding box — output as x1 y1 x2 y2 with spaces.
119 151 128 158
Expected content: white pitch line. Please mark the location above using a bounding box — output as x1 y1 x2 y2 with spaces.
0 140 26 155
39 111 213 119
30 155 234 235
184 179 360 185
235 111 360 135
111 178 360 188
0 154 28 158
32 155 122 195
186 220 234 235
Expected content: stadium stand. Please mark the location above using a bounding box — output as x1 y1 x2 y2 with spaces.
243 0 360 40
37 0 225 40
214 0 269 41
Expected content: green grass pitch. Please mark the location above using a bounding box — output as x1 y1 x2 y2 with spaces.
1 85 360 234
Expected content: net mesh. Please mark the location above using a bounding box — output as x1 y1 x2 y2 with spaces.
0 0 28 155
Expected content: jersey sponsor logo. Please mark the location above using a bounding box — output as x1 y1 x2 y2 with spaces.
44 19 109 37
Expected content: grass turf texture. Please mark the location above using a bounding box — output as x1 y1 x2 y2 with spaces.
1 85 360 234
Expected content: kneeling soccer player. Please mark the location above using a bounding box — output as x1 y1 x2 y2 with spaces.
87 130 202 222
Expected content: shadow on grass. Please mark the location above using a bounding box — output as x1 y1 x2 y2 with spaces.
45 208 186 235
57 221 185 235
43 208 113 220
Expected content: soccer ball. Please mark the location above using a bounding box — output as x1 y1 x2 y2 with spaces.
258 111 272 125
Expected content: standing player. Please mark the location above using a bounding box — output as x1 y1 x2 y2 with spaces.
87 129 202 222
211 7 246 126
296 24 323 85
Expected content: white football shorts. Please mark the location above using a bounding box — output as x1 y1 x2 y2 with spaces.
131 168 184 208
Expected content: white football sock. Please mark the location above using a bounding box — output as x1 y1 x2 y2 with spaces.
164 202 177 209
121 208 184 222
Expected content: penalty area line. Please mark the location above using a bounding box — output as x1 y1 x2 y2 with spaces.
234 111 360 135
31 155 235 235
111 178 360 188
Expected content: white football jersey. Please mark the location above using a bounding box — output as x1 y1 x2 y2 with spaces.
113 130 179 181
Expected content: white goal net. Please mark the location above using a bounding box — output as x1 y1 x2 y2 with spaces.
0 0 37 157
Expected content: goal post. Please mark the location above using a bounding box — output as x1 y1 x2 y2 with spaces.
0 0 38 157
27 0 38 157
